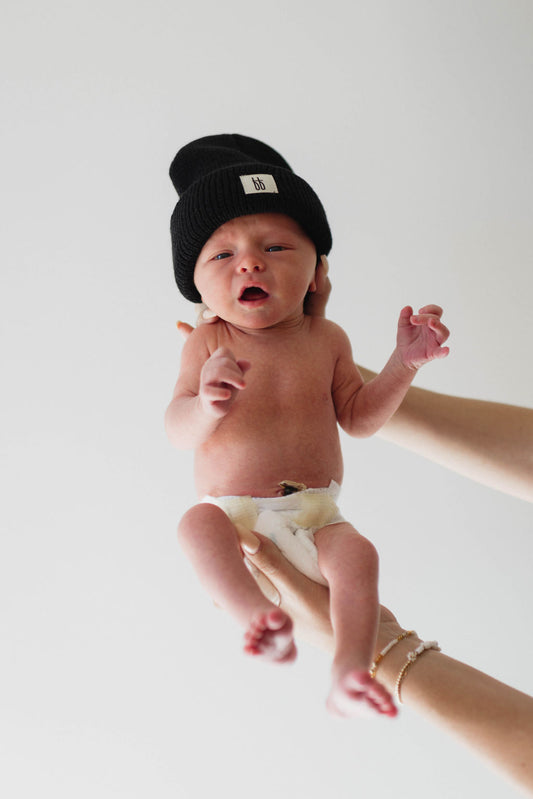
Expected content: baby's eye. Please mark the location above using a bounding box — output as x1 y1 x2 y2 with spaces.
266 245 285 252
214 252 231 260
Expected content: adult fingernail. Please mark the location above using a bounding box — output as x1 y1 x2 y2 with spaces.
202 308 217 319
238 528 260 554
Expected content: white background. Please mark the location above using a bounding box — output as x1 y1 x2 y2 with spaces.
2 1 532 797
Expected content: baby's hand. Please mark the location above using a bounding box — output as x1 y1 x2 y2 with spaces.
396 305 450 370
199 346 251 418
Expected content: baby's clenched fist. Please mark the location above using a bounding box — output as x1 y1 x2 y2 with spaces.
199 346 251 418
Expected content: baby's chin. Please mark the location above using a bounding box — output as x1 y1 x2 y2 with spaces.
201 300 306 331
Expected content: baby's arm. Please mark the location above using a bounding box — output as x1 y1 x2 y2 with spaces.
333 305 449 438
396 304 450 369
165 330 250 449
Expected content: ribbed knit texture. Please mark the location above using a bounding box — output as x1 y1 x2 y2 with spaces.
169 134 332 302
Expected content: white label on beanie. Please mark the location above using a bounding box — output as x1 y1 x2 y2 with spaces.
240 174 279 194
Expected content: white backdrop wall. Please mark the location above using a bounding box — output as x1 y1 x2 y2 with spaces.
2 1 532 797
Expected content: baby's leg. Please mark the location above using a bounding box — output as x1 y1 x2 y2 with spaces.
314 523 396 718
178 503 296 663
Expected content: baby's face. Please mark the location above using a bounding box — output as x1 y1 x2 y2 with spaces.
194 213 317 329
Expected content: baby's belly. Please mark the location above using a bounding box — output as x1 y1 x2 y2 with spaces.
194 423 344 499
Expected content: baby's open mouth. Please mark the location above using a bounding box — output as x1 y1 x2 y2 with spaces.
239 286 269 302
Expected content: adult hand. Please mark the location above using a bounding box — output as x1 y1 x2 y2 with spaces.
236 526 404 656
304 255 331 317
176 303 219 339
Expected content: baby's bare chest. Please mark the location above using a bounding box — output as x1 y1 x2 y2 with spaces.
234 337 335 413
196 326 344 496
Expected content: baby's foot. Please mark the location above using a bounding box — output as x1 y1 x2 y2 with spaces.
244 609 297 663
327 669 397 718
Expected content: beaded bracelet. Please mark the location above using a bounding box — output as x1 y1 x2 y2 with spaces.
395 640 441 703
370 630 416 679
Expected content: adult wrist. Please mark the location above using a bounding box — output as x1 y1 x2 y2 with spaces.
372 631 424 693
373 631 443 704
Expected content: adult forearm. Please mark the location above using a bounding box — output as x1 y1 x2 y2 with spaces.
375 633 533 793
368 373 533 503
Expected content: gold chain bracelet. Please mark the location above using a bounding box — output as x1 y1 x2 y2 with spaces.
395 640 441 703
370 630 416 679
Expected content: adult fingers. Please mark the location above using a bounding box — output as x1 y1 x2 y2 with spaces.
304 255 331 317
176 321 194 340
195 303 219 325
236 528 307 593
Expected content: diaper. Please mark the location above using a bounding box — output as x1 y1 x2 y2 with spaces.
202 481 344 585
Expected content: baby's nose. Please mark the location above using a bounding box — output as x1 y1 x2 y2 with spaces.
238 258 264 273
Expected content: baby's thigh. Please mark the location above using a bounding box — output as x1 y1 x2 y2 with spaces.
314 522 379 572
177 502 236 545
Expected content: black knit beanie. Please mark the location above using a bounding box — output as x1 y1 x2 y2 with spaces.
169 133 332 303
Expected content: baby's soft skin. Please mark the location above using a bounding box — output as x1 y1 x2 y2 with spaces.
167 214 449 499
167 212 449 718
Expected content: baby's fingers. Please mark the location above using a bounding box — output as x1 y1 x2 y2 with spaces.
211 367 248 391
201 384 233 402
398 306 414 327
410 314 450 344
416 304 444 318
205 348 249 389
432 345 450 359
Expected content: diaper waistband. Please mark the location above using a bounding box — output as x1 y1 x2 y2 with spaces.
202 480 342 531
202 479 340 512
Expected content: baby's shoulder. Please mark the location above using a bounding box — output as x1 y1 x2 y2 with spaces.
184 319 233 354
308 316 351 348
177 321 229 375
